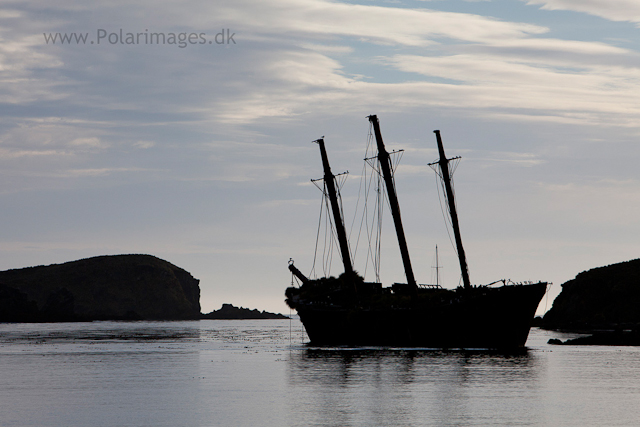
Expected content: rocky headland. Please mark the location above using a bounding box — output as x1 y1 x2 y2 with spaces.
543 258 640 331
543 258 640 345
0 254 201 322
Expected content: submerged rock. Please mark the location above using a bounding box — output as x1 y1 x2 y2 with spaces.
0 254 201 322
548 330 640 346
202 303 288 319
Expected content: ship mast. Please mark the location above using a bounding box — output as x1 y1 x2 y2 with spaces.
368 115 418 292
432 130 471 289
314 138 355 278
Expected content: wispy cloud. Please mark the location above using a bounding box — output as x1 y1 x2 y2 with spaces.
0 148 69 159
525 0 640 25
61 167 150 177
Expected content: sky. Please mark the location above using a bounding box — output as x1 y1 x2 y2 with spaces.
2 0 640 315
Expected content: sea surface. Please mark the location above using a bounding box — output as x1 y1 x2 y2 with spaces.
1 320 639 427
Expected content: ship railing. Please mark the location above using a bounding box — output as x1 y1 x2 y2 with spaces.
418 284 442 289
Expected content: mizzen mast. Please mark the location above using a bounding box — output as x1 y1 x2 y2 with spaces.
314 138 355 278
368 115 418 292
432 130 471 289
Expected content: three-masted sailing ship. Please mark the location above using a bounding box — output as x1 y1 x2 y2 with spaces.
285 115 547 348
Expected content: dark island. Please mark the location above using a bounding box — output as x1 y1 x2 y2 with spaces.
0 254 201 322
202 303 288 319
544 258 640 345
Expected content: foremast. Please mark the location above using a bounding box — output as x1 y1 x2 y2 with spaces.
368 115 418 294
314 138 355 279
432 130 471 289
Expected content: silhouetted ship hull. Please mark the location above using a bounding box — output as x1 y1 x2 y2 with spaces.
286 116 547 349
288 281 547 348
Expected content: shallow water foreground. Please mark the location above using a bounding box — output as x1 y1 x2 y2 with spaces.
1 320 639 426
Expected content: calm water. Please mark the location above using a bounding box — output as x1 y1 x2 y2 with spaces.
1 320 639 426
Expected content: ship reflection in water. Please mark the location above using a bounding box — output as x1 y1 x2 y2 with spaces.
287 347 541 426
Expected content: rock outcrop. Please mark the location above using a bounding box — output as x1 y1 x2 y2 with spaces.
543 258 640 331
548 330 640 346
202 303 288 319
0 254 201 322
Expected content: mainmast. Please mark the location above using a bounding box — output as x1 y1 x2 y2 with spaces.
314 138 355 278
367 115 418 292
432 130 471 289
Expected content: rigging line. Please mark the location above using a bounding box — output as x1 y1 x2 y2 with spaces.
376 176 385 282
326 219 336 276
351 126 376 272
362 156 378 280
365 152 383 281
390 149 404 174
364 126 390 282
434 167 458 258
370 159 383 281
323 191 335 276
371 158 383 278
322 193 329 276
355 167 369 267
360 159 377 278
329 211 341 276
433 166 455 231
444 160 469 278
325 190 344 277
310 187 326 279
362 162 373 277
348 159 368 242
335 178 353 262
356 147 383 282
371 166 383 282
366 123 374 157
366 152 381 281
441 179 455 230
360 166 373 279
363 160 376 241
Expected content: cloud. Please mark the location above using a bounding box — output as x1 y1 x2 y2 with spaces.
299 43 353 54
61 167 149 177
7 0 637 131
231 0 548 45
4 0 640 188
68 137 104 148
476 152 545 167
0 148 69 159
525 0 640 25
134 140 156 149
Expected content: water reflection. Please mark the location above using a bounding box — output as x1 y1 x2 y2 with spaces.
0 321 201 344
0 321 204 427
286 348 543 426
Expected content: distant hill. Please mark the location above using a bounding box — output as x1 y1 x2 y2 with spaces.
543 259 640 331
202 303 288 319
0 254 201 322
